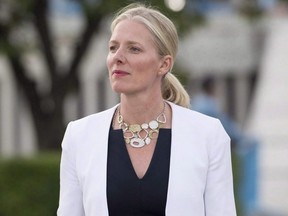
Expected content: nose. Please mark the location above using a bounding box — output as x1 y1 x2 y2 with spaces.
113 48 126 64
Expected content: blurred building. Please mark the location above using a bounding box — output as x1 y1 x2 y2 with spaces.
247 14 288 216
0 0 287 215
179 1 288 215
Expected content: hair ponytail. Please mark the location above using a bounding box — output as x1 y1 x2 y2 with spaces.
162 73 190 108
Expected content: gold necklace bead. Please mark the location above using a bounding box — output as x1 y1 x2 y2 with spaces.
129 124 141 133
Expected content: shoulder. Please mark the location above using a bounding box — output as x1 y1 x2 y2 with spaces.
62 105 117 144
170 101 220 126
61 105 117 149
68 105 117 130
169 102 229 143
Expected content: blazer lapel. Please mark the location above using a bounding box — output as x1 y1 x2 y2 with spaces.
165 102 206 215
81 105 118 215
165 102 189 214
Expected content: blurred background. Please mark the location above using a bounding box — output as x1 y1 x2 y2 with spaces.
0 0 287 215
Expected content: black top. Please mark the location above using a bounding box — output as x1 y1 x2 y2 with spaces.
107 128 172 216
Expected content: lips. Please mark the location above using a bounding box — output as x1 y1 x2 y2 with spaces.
112 70 130 76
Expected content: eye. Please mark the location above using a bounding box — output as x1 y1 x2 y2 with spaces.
109 45 117 53
129 46 141 53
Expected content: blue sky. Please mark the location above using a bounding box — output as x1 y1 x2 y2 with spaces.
49 0 82 16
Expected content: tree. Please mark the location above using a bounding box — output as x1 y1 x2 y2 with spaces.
0 0 199 150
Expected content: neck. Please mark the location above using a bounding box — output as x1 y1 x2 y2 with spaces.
119 94 165 124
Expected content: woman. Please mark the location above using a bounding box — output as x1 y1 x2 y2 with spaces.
57 3 236 216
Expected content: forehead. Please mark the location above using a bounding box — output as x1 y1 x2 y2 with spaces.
110 19 154 43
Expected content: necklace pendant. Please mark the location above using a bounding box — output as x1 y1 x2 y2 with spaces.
120 122 128 131
123 130 134 139
129 124 141 132
117 102 166 148
149 120 159 130
137 128 148 140
145 137 151 144
130 138 145 148
141 123 149 129
149 129 159 139
157 112 167 124
125 138 130 144
117 114 123 124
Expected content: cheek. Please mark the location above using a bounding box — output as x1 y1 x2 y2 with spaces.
107 57 115 79
106 55 111 69
136 56 156 69
138 58 160 74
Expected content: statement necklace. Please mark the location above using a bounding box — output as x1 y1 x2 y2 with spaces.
117 102 166 148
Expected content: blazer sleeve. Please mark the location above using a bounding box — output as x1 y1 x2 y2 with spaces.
57 122 85 216
204 120 237 216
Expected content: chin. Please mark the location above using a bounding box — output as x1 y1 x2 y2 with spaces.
111 85 128 94
111 83 141 95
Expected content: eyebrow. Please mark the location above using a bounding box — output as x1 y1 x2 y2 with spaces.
109 40 142 46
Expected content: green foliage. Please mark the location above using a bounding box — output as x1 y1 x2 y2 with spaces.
238 1 264 21
0 151 242 215
0 152 61 216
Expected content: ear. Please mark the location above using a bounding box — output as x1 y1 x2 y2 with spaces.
158 55 173 76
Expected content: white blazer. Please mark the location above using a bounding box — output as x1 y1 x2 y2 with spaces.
57 102 236 216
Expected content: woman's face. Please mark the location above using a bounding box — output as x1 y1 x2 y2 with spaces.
107 19 169 96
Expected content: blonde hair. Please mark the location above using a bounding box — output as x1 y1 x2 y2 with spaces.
111 3 190 108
